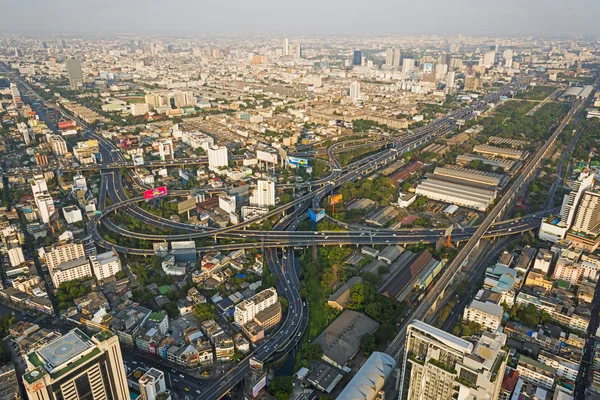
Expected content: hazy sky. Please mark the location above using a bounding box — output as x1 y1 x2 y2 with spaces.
1 0 598 36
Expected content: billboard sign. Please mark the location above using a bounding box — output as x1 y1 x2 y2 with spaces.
132 155 144 166
177 198 197 214
252 375 267 398
179 169 191 184
308 208 325 223
249 357 264 371
329 194 343 205
257 150 278 164
143 186 168 200
58 120 76 130
287 156 309 167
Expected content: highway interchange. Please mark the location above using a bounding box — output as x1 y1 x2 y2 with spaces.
4 66 582 399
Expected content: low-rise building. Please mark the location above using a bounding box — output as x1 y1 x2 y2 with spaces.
463 299 504 331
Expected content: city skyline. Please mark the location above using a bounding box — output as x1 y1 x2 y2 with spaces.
1 0 600 36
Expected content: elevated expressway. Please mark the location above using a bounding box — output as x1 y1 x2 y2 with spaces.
4 65 541 399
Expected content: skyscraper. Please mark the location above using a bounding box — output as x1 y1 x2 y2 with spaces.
282 38 289 56
393 48 401 67
503 49 514 68
400 320 508 400
446 71 456 90
292 43 302 60
23 329 129 400
571 190 600 235
385 48 394 66
208 145 229 170
353 50 362 66
402 58 414 74
66 58 84 90
349 81 361 102
482 51 496 68
560 170 595 228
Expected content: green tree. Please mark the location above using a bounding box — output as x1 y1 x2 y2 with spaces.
304 343 323 360
193 303 217 321
268 376 293 398
56 280 90 310
360 333 377 355
163 302 180 318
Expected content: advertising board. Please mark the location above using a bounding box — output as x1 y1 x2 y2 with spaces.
177 198 197 214
143 186 168 200
308 208 325 223
58 120 76 130
257 150 278 164
329 194 343 205
252 375 267 398
287 156 309 166
249 357 264 371
179 169 191 184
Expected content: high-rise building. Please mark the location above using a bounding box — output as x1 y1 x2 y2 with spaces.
503 49 514 68
31 174 48 194
353 50 363 66
560 170 594 228
250 180 276 207
23 329 129 400
385 48 394 66
283 38 289 56
446 71 456 89
400 320 508 400
234 288 278 326
89 249 122 281
402 58 414 74
44 242 86 272
50 256 92 287
208 145 229 170
571 190 600 235
157 138 174 160
139 368 171 400
349 81 361 102
66 59 84 90
464 76 481 91
293 43 302 60
482 51 496 68
48 135 68 156
30 175 54 224
393 48 401 67
172 90 195 108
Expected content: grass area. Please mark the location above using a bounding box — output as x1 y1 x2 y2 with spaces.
516 85 557 101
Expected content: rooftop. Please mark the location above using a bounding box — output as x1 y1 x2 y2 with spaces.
313 310 379 367
56 256 89 271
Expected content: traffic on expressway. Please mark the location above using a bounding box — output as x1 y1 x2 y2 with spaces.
3 66 549 399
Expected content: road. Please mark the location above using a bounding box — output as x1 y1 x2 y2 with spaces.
2 65 538 398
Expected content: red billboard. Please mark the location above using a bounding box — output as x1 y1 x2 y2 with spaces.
58 120 76 130
143 186 168 200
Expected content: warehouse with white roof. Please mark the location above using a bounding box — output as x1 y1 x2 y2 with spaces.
415 178 497 211
336 351 397 400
